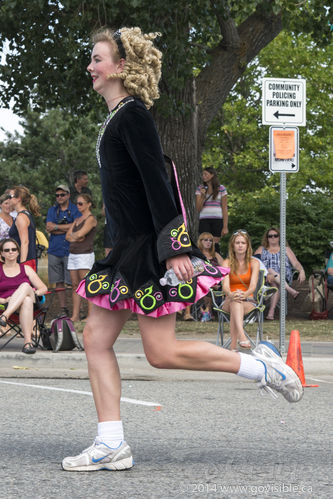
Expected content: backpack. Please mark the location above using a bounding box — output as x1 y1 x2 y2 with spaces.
47 316 84 352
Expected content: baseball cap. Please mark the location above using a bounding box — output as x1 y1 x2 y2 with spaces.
55 184 70 193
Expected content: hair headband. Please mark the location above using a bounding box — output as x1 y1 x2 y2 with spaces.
113 30 126 59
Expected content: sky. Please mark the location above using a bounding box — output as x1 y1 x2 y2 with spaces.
0 107 23 141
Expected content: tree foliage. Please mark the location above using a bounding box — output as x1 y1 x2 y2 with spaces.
0 1 331 262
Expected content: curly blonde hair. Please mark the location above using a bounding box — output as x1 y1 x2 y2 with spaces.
228 231 253 274
91 27 162 109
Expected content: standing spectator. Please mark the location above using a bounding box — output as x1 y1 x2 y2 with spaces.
66 194 97 322
46 185 80 315
196 167 228 254
8 186 40 271
70 171 92 202
0 193 14 240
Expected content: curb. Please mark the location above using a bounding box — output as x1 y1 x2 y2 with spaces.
0 352 331 379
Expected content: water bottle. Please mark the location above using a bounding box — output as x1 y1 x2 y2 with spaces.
159 257 205 286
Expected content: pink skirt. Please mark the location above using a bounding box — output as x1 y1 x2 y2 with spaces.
77 265 229 318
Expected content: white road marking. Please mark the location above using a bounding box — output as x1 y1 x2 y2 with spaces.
307 376 333 384
0 380 162 407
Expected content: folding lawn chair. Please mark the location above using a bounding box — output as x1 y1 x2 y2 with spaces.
211 270 277 349
0 297 49 351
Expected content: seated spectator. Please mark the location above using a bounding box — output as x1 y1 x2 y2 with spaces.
0 238 48 354
222 230 260 350
66 194 97 322
8 186 40 271
326 247 333 287
184 232 224 322
254 227 305 320
0 193 14 240
70 171 92 202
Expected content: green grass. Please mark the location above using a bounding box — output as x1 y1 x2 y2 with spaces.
72 316 333 342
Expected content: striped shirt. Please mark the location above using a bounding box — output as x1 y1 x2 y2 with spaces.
196 184 227 220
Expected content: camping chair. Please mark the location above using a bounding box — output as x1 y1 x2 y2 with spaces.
211 270 277 349
0 287 64 351
0 297 48 351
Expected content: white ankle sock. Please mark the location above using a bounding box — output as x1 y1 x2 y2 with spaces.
237 353 265 381
97 420 124 448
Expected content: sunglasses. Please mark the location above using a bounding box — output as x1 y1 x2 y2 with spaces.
233 230 247 235
76 201 84 206
2 247 18 253
268 234 279 238
10 193 16 198
202 238 213 242
56 193 67 198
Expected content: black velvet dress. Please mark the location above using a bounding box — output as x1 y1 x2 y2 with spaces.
77 96 228 317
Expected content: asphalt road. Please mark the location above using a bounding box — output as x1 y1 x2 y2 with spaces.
1 376 333 498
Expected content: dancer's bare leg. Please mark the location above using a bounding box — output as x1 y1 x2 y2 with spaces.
138 313 240 372
83 305 131 421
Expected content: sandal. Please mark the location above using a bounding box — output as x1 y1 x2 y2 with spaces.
0 315 8 327
238 340 251 349
22 342 36 354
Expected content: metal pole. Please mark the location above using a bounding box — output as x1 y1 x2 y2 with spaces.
279 172 286 353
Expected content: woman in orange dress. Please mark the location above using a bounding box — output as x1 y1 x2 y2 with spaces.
222 230 259 351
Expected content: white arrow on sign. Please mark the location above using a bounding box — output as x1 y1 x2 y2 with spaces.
262 78 306 126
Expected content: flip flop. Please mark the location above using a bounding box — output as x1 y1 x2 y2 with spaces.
238 340 251 349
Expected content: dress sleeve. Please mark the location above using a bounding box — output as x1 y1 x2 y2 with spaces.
119 104 192 262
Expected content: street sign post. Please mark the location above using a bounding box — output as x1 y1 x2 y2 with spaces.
262 77 306 353
269 126 299 173
262 78 306 126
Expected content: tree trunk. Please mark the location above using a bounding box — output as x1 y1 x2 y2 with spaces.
154 9 283 239
154 78 201 239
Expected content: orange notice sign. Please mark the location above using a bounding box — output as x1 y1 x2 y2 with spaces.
273 130 295 159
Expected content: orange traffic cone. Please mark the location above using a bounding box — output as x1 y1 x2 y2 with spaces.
286 330 319 388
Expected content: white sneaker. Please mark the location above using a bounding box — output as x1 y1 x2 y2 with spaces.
62 439 133 471
252 341 304 403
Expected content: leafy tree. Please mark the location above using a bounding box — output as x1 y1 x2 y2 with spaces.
0 0 330 234
204 30 333 271
0 108 106 257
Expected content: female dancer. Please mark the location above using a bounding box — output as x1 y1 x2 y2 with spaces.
196 167 228 253
66 194 97 322
9 186 40 270
62 27 303 472
0 238 47 353
222 231 260 350
255 227 305 320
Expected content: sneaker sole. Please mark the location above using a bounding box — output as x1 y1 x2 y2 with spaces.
62 455 134 472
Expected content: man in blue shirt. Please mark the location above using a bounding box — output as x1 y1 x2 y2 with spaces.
46 184 80 314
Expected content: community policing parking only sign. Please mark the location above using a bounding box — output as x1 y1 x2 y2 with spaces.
262 78 306 126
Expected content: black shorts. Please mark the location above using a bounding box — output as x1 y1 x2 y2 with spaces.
199 218 223 238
